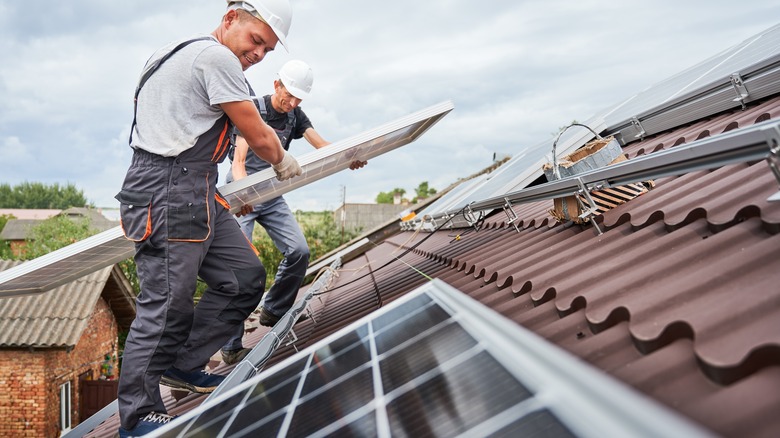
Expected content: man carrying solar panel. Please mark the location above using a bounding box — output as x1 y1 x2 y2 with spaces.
221 59 366 365
114 1 300 436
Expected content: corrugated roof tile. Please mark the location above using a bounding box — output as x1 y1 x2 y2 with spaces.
0 259 113 347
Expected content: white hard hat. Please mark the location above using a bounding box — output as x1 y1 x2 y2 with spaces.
278 60 314 100
226 0 293 51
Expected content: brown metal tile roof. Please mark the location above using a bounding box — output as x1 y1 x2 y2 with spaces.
83 96 780 438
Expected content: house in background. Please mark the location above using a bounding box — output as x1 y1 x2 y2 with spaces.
332 203 415 233
0 260 135 437
0 209 62 220
0 208 118 258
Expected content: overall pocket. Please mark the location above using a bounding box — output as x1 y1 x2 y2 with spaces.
168 201 210 241
115 190 153 241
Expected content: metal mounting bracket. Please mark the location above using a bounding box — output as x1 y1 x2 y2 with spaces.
285 328 299 352
463 205 480 231
502 198 521 233
767 125 780 202
730 73 750 110
575 177 603 235
303 307 317 324
631 117 647 139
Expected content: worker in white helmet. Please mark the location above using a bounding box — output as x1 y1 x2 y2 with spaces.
116 1 299 436
221 60 366 365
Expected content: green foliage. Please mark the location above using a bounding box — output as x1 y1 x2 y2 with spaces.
376 182 438 204
375 187 406 204
303 211 361 261
375 192 393 204
0 214 12 258
252 211 361 287
20 215 99 260
0 241 13 260
413 181 437 202
0 214 11 233
375 192 392 204
118 259 140 294
0 181 91 209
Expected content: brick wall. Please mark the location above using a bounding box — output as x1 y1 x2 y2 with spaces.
0 350 46 436
0 297 120 437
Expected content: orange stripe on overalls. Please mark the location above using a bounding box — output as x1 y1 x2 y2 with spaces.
211 120 230 162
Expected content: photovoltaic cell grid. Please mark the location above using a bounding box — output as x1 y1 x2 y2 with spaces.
0 227 133 297
603 23 780 128
0 102 453 297
220 100 454 213
156 292 568 437
150 279 711 438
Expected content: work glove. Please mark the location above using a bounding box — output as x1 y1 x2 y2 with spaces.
272 150 302 181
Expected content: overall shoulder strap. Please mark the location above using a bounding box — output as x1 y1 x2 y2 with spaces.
287 110 296 128
129 37 213 145
256 97 268 120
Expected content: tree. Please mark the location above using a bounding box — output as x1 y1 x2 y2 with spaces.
0 214 11 234
0 214 13 259
20 215 99 260
0 182 90 209
413 181 437 202
251 211 361 287
375 192 394 204
375 187 406 204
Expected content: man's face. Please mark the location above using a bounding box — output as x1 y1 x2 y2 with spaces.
272 81 302 113
223 10 279 71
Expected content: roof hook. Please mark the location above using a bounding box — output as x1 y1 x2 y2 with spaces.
730 73 750 110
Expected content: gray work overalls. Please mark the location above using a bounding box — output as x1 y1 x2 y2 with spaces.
223 92 310 352
116 40 265 430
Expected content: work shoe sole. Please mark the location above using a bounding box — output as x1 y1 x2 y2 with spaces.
160 375 218 394
118 412 175 437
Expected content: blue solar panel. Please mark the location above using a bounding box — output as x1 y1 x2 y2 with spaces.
150 280 712 438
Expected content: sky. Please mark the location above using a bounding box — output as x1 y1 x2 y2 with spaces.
0 1 778 212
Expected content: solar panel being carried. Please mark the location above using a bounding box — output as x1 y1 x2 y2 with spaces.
0 101 454 297
221 100 454 214
148 279 712 438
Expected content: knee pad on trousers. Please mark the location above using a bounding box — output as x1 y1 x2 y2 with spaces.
218 265 265 324
286 244 310 267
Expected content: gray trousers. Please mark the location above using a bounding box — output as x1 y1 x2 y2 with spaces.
223 195 309 351
117 150 265 429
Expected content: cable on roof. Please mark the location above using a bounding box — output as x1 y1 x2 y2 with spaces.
313 203 481 296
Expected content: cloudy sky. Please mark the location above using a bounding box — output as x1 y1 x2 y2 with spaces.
0 1 778 212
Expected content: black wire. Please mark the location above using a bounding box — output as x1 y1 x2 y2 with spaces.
313 203 479 296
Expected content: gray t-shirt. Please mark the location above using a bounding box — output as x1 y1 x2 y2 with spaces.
130 35 250 157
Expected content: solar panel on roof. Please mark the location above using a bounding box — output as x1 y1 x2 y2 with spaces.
0 102 453 297
417 117 607 228
414 25 780 231
602 24 780 144
149 279 713 438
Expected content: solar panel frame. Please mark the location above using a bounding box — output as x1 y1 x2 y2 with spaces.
220 100 454 214
0 227 132 297
149 279 714 438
